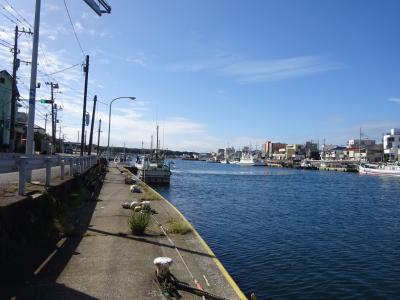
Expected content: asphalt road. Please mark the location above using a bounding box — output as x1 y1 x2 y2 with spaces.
0 165 71 190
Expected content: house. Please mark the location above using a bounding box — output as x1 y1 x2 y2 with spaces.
322 146 347 160
383 128 400 161
0 70 13 150
285 144 305 160
263 141 287 159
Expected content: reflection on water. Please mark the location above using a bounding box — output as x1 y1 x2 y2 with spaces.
157 160 400 299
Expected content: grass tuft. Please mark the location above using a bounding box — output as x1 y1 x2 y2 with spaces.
167 218 192 235
128 211 151 235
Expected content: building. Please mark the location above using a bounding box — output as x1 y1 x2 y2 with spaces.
272 148 286 160
345 144 382 162
285 144 305 160
304 141 319 160
383 128 400 161
347 138 375 148
321 146 346 160
263 141 287 159
0 70 13 150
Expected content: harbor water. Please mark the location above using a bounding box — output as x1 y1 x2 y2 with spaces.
156 160 400 299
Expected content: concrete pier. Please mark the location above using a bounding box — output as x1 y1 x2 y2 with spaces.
3 164 246 299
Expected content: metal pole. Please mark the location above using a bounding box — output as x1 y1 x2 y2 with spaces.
88 95 97 155
80 55 89 156
106 97 135 160
97 118 101 155
25 0 41 181
9 25 18 153
107 102 112 160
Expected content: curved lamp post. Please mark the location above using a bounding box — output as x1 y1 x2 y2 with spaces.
107 96 136 159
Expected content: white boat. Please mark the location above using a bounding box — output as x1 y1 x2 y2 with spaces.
359 163 400 176
237 152 265 166
135 155 172 185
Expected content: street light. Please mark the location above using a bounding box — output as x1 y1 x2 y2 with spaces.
107 96 136 160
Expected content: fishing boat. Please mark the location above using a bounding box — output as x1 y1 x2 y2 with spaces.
135 155 172 185
134 125 172 185
237 152 265 166
358 163 400 176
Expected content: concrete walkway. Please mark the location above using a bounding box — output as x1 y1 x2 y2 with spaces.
11 164 243 299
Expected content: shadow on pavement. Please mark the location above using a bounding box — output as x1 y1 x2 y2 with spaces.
87 227 215 259
0 173 104 300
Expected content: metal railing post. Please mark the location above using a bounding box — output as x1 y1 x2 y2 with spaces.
69 158 74 176
60 159 65 180
45 157 52 186
18 156 27 195
78 158 82 174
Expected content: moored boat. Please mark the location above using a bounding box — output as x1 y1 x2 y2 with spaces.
358 163 400 176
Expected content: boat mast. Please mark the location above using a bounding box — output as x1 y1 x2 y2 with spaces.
359 128 361 162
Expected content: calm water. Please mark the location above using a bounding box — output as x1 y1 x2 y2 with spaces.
156 160 400 299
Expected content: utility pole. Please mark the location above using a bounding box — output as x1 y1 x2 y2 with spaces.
46 82 58 152
44 113 48 133
10 26 33 152
59 124 62 152
26 0 41 163
88 95 97 155
77 131 80 144
97 118 101 155
80 55 89 156
9 26 18 152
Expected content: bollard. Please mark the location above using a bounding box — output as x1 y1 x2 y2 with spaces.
18 156 27 195
45 157 52 186
153 257 173 278
60 159 65 180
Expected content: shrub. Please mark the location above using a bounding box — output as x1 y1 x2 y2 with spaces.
167 218 192 235
128 211 151 235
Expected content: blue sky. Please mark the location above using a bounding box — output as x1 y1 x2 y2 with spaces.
1 0 400 151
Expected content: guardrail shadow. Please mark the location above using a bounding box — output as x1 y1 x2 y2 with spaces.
0 168 105 299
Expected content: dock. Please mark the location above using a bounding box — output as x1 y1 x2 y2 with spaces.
2 163 246 299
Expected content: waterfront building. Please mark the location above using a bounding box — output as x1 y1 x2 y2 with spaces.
285 144 305 160
347 138 375 148
272 148 286 160
263 141 287 159
322 146 347 160
345 144 382 162
383 128 400 161
305 141 319 160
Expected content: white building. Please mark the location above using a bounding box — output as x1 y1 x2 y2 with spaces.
347 139 375 148
383 128 400 161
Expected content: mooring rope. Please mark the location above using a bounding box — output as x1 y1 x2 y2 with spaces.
152 215 230 300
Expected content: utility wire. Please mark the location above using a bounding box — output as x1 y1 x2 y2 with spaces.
63 0 85 56
41 62 81 76
0 37 12 46
0 2 24 26
0 9 17 25
2 0 32 28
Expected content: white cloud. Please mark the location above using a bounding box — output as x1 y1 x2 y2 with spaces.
222 56 341 83
168 55 343 83
74 22 84 32
44 3 60 12
388 97 400 103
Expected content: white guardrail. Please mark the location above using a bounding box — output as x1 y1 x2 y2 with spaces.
0 154 97 195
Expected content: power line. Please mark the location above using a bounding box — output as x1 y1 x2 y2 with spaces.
2 0 32 28
41 62 81 76
0 9 17 25
0 2 25 26
63 0 85 56
0 37 12 46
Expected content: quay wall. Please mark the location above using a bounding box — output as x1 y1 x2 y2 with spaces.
120 164 248 300
0 161 106 269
